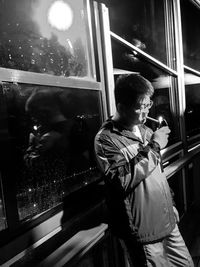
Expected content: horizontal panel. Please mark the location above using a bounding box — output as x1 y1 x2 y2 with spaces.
1 199 106 266
111 32 178 77
164 145 200 179
40 223 108 267
0 67 101 90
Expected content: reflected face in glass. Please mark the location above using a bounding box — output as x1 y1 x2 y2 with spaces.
30 106 54 125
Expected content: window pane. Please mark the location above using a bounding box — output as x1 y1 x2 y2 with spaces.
0 0 94 78
149 76 179 146
181 0 200 71
106 0 171 65
184 71 200 138
0 174 7 231
0 88 8 231
2 83 102 221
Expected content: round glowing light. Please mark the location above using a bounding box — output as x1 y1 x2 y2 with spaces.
33 125 38 131
47 1 73 31
158 116 163 124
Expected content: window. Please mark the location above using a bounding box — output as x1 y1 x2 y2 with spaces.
181 0 200 141
1 82 102 221
184 71 200 139
181 0 200 72
0 0 103 233
0 0 95 78
105 0 175 67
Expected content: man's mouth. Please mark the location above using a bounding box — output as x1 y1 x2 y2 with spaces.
141 117 147 124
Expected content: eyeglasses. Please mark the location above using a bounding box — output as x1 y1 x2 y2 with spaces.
135 100 153 113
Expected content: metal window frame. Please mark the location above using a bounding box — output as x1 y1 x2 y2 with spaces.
0 0 109 253
93 2 115 117
0 0 98 91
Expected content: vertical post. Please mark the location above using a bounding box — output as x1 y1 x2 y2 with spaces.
93 2 115 117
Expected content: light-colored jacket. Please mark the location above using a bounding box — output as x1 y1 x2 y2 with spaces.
95 119 175 243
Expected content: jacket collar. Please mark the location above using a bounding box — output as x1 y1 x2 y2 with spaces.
101 117 152 144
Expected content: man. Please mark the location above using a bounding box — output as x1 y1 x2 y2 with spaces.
24 89 69 167
94 74 193 266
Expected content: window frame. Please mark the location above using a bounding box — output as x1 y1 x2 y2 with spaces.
0 0 108 255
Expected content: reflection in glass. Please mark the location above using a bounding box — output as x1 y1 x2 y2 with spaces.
181 0 200 71
2 83 102 220
0 175 7 231
149 76 179 146
184 72 200 138
0 0 92 78
107 0 169 64
112 39 165 81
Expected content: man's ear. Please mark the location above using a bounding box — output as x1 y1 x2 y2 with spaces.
116 103 125 115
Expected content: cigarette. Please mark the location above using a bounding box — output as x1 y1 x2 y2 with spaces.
146 116 159 123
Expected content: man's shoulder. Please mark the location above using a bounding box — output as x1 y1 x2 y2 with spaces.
95 121 115 141
95 119 125 148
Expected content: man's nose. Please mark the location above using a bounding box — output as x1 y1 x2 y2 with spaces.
142 108 149 114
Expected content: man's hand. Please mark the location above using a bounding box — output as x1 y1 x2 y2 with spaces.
152 126 171 149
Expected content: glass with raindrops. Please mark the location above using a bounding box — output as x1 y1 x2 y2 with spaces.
0 0 92 78
0 82 102 221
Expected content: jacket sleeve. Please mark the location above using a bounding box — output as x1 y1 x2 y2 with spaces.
95 134 161 192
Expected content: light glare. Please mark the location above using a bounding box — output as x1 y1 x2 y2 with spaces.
48 1 73 31
158 116 163 124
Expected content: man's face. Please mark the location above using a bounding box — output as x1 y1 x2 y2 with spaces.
125 96 153 125
30 106 53 126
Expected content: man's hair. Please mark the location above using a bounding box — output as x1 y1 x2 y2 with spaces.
114 74 154 107
26 89 61 113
